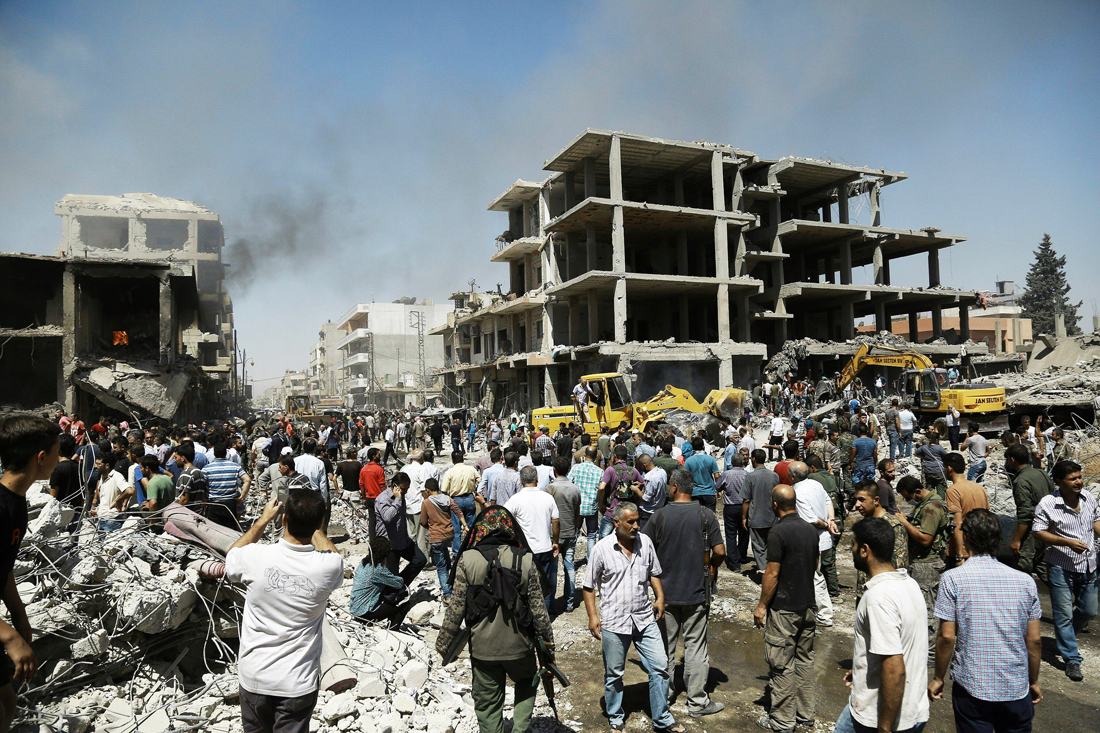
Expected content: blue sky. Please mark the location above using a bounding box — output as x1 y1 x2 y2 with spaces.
2 0 1098 383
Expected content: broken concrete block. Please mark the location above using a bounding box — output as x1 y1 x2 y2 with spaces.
377 712 407 733
27 497 66 541
397 659 429 690
71 629 109 660
393 693 416 714
409 710 427 730
406 601 436 626
117 579 198 633
428 685 464 712
138 708 170 733
355 671 387 699
322 691 357 722
425 713 454 733
66 554 109 589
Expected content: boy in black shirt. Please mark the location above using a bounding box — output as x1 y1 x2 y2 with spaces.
0 414 59 730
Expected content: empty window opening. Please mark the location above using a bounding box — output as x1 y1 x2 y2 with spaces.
0 339 61 408
76 276 160 355
145 219 189 251
198 220 223 253
77 216 128 250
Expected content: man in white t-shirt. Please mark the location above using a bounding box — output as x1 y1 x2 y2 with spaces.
226 490 343 733
835 516 929 733
791 463 836 626
505 466 560 613
768 416 786 461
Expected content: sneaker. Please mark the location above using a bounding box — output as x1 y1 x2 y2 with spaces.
1066 662 1083 681
689 702 724 718
755 715 792 732
795 718 815 727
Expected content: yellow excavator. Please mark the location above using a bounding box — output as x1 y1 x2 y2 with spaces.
823 344 1008 432
530 372 747 436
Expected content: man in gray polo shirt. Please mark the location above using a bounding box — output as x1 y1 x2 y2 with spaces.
742 449 780 574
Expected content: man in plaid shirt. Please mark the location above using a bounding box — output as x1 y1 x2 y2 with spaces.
569 446 603 560
930 509 1042 733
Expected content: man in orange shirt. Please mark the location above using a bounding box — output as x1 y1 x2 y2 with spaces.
943 452 989 561
359 447 386 540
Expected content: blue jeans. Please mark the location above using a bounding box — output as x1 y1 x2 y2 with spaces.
553 537 577 611
584 514 600 559
430 541 453 599
450 494 477 554
1047 564 1099 665
98 518 123 533
533 550 555 612
966 460 987 484
601 622 675 729
467 434 475 452
887 431 899 461
834 704 926 733
900 430 913 458
599 515 615 540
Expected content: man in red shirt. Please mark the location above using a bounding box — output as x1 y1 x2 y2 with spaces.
359 447 386 539
68 413 86 445
774 441 799 484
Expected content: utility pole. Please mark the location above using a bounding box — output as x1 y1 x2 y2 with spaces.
409 310 427 406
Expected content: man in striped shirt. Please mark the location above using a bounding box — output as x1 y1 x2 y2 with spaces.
1032 460 1100 682
583 501 679 733
202 442 251 529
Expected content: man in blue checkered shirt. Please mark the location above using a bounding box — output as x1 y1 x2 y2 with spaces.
569 446 603 560
929 509 1042 733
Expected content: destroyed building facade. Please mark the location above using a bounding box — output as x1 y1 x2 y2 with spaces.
0 194 240 421
435 129 985 411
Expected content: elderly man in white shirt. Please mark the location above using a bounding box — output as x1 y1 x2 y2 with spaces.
292 438 330 502
790 461 836 626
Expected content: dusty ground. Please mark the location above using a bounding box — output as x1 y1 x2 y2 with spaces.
372 432 1100 733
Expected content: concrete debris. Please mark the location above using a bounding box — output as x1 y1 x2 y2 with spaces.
72 361 191 421
15 482 480 733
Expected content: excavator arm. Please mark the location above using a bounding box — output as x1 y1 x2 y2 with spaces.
833 345 935 394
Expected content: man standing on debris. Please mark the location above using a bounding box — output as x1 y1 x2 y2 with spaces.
942 453 988 563
202 442 251 530
505 466 560 612
643 468 726 718
930 509 1042 733
961 422 990 484
437 505 555 733
375 472 428 586
1031 460 1100 682
1006 443 1054 578
569 446 603 560
441 450 479 553
717 453 750 571
0 415 56 728
897 404 916 459
914 429 949 498
894 475 949 634
791 462 836 627
754 484 819 733
584 502 681 733
743 450 780 575
227 491 343 733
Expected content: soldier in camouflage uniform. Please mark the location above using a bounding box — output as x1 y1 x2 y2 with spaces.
893 475 949 633
850 481 909 600
836 426 857 512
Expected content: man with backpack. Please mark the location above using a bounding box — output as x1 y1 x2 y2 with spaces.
597 445 643 539
436 506 554 733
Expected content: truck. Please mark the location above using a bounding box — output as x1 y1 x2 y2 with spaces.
821 344 1009 432
285 395 345 427
530 372 747 437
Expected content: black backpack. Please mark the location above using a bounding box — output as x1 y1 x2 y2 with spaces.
466 545 534 632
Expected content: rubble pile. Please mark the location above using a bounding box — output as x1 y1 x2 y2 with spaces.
985 366 1100 411
762 332 955 380
14 484 484 733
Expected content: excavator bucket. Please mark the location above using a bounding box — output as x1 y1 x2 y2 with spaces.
701 389 746 423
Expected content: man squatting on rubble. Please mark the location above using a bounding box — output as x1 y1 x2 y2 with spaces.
0 416 58 733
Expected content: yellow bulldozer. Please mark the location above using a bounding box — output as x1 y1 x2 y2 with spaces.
530 372 747 437
822 344 1008 432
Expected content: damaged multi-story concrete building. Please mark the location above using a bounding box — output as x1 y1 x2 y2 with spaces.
435 129 987 411
0 193 240 422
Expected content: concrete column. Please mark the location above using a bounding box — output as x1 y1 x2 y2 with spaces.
931 305 943 338
711 150 725 211
522 200 532 238
564 171 575 210
994 319 1002 354
821 204 831 223
614 279 627 343
959 303 970 341
718 358 734 389
837 183 849 224
586 224 597 272
159 276 174 366
673 172 685 206
882 257 891 286
908 311 919 342
129 217 147 250
733 229 747 277
824 253 835 284
731 166 744 211
874 302 887 334
928 248 941 288
584 157 596 199
609 135 623 201
679 294 690 341
839 238 853 285
544 366 558 407
839 301 855 339
736 295 751 341
715 219 730 341
187 218 199 252
565 232 576 281
568 297 581 346
870 181 882 227
677 232 689 276
588 292 599 342
612 206 626 273
61 268 77 410
873 244 885 285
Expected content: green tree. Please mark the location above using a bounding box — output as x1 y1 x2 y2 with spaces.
1018 234 1082 336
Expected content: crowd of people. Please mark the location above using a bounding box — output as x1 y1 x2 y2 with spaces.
0 394 1095 733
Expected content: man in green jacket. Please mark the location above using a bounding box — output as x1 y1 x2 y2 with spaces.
1006 443 1054 579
